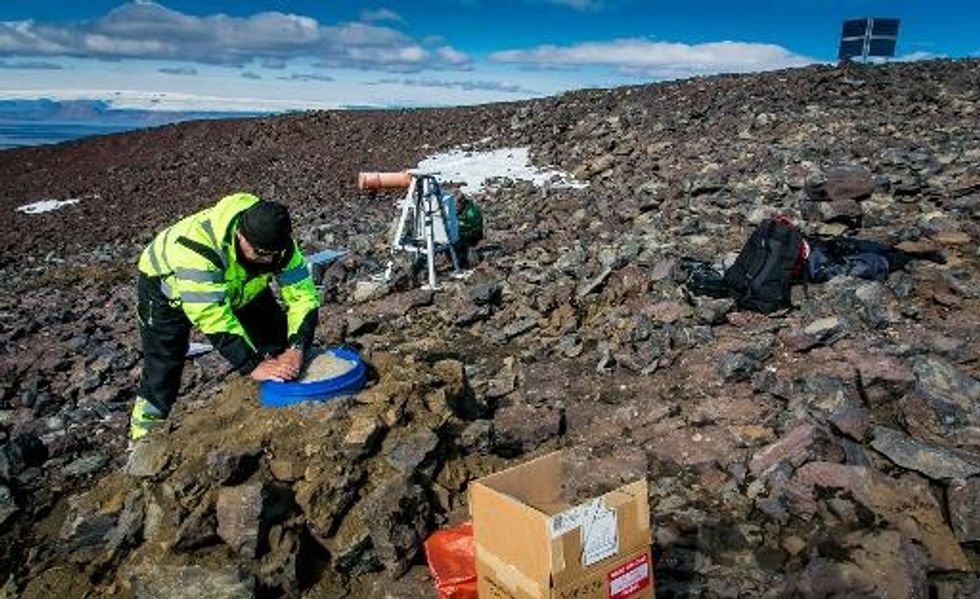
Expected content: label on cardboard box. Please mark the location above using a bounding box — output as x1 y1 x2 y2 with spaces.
581 501 618 566
607 554 651 599
549 501 591 538
548 498 620 566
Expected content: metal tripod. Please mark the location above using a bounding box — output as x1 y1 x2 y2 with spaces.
384 171 462 290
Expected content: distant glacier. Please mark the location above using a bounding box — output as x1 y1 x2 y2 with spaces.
0 99 272 149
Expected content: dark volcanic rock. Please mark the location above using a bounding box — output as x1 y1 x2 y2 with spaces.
871 426 980 480
3 58 980 598
913 356 980 434
357 473 432 576
125 441 170 479
717 338 773 382
59 492 118 557
795 529 928 599
749 424 844 476
295 468 364 550
173 499 219 551
0 484 18 527
216 483 265 558
948 477 980 543
130 565 255 599
105 490 145 553
383 430 439 476
63 452 110 478
787 462 969 571
468 280 503 306
207 449 260 486
492 402 562 455
0 433 48 479
804 165 877 202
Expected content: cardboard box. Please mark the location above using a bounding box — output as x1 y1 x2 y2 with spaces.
469 452 653 599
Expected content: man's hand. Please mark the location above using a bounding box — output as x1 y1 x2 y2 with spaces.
275 347 304 381
250 358 296 382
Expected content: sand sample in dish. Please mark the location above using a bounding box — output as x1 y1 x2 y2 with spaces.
298 352 356 382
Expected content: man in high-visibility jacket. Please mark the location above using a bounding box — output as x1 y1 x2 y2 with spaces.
131 193 320 440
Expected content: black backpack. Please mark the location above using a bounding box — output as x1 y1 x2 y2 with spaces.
722 217 805 313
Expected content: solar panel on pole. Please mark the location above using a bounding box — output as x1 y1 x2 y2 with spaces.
871 18 900 38
838 39 865 61
841 19 868 39
868 38 898 57
838 19 870 61
837 17 900 63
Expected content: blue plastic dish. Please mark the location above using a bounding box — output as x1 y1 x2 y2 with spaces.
259 347 366 408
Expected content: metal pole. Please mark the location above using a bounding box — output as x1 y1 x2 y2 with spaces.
423 177 437 289
862 18 872 64
435 188 461 274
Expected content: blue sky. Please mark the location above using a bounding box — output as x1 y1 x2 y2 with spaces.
0 1 976 111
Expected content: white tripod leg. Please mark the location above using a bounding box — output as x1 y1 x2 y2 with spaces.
380 178 417 283
391 178 416 252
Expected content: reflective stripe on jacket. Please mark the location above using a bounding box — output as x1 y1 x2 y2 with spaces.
138 193 320 355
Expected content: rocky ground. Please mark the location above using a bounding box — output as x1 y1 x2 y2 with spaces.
1 59 980 598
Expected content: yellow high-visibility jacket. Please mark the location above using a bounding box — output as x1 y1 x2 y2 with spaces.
138 193 320 373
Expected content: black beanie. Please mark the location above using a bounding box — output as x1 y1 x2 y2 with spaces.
239 201 293 253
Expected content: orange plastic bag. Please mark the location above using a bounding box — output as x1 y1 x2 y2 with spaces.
424 521 478 599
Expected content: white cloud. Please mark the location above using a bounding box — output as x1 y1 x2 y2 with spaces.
436 46 469 65
0 2 469 72
0 59 62 69
158 65 197 75
260 58 287 69
241 71 261 79
491 38 818 78
860 51 944 65
0 20 68 55
360 8 406 25
324 21 401 47
278 72 335 82
895 51 944 62
374 77 535 94
533 0 607 10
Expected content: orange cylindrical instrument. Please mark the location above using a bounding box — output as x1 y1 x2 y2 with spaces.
357 171 412 191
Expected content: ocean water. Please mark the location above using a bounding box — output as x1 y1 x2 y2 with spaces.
0 120 142 150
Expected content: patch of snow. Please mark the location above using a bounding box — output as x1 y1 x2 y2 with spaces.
16 198 81 214
415 146 587 194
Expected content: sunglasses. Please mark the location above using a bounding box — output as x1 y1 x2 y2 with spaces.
239 233 283 260
252 245 282 258
251 247 288 265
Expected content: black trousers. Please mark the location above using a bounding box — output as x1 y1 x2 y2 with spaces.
137 274 287 416
451 239 480 269
813 238 945 275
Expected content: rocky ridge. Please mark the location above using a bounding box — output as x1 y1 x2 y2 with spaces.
1 59 979 597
